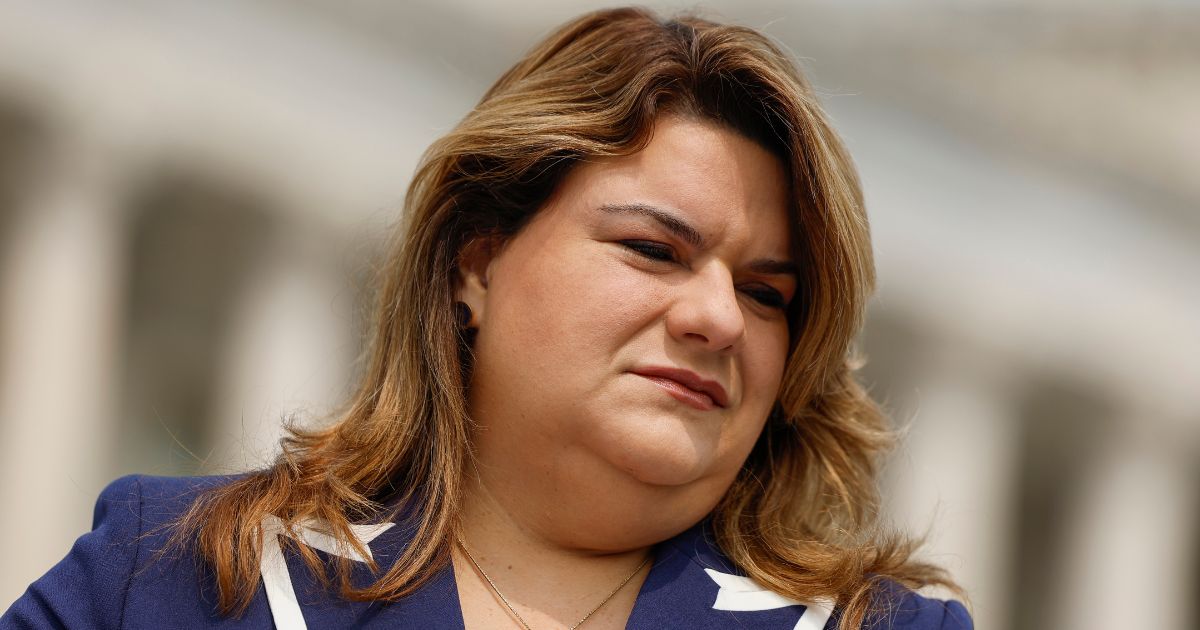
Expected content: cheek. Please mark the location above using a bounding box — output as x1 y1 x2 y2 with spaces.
718 328 789 459
744 331 788 405
489 246 662 363
473 244 666 433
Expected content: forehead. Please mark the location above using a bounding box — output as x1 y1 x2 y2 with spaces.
549 116 793 255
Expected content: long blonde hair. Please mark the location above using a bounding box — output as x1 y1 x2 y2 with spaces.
174 7 960 629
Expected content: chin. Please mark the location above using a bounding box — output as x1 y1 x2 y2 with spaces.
593 427 717 487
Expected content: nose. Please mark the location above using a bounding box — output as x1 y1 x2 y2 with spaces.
665 263 746 354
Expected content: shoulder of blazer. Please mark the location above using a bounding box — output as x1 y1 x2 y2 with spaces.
882 587 973 630
644 522 971 630
0 474 242 630
830 579 973 630
115 473 239 529
117 473 276 629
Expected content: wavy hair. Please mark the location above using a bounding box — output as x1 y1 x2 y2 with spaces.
173 7 960 629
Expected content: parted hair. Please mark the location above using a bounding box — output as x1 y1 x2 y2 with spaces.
173 7 960 629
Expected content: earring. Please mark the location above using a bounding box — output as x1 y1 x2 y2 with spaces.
455 301 475 329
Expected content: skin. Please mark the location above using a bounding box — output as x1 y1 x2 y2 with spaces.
453 115 795 629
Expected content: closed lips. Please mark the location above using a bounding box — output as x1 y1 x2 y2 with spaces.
630 366 729 409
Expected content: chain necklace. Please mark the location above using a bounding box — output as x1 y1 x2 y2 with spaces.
456 538 652 630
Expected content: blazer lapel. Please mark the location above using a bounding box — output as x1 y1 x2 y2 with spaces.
268 513 829 630
625 522 833 630
273 516 467 630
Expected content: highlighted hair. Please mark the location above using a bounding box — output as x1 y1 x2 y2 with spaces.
173 7 961 629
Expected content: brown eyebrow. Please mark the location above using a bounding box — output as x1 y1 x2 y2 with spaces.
596 202 798 278
597 202 705 249
746 259 799 277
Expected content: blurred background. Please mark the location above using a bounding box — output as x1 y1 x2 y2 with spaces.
0 0 1196 628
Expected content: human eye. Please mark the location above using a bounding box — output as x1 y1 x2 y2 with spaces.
741 285 788 310
619 240 676 263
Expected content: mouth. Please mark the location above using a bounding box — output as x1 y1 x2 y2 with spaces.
629 366 729 411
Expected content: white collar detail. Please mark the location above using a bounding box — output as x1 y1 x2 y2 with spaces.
259 514 395 630
704 568 834 630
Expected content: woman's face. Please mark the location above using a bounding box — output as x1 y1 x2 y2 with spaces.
458 115 795 543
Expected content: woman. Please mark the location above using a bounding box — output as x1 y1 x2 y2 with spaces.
3 7 970 630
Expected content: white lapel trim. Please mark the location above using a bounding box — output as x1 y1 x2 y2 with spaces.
259 515 395 630
704 568 834 630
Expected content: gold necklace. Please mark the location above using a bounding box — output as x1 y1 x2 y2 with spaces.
456 538 652 630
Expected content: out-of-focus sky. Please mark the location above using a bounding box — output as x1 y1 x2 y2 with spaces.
1 2 1197 629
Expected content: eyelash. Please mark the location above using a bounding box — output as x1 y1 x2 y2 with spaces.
619 240 788 310
621 240 674 262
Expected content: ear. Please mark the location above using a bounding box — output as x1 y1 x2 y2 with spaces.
455 236 499 327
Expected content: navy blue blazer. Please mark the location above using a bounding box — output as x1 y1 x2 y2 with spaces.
3 475 971 629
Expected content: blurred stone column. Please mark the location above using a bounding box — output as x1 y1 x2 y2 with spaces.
1051 415 1197 630
206 230 357 473
883 350 1019 630
0 137 128 606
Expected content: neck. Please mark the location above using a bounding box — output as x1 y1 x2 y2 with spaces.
454 472 653 629
458 470 655 581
